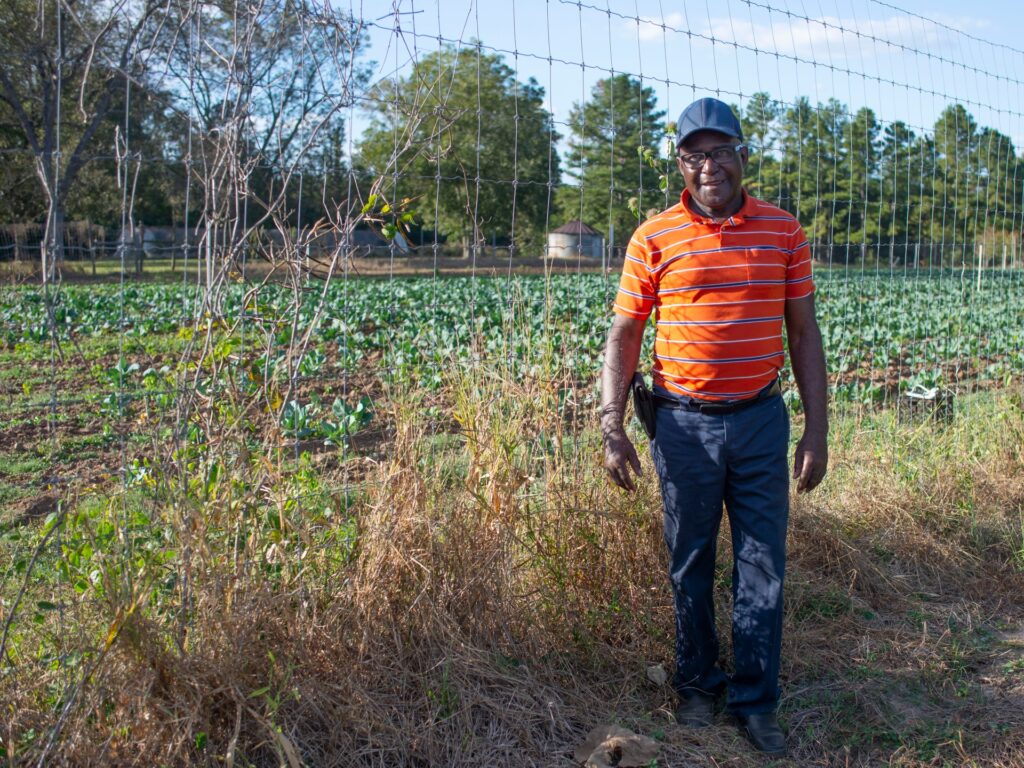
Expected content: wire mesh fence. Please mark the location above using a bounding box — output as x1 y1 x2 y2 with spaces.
2 0 1024 765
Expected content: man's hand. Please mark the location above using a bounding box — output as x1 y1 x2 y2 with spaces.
599 315 647 492
603 426 642 492
785 293 828 494
792 429 827 493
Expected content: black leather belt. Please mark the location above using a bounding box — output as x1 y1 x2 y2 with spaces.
654 379 781 415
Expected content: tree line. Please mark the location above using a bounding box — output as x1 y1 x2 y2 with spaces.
1 3 1020 266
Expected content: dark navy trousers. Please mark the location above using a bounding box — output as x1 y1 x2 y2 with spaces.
650 393 789 716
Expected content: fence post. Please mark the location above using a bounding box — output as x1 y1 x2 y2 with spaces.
136 223 144 277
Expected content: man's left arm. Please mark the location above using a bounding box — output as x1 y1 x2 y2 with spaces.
784 293 828 493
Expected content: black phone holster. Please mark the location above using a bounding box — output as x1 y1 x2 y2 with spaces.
631 372 656 440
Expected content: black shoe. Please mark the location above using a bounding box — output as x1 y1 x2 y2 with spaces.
675 692 716 728
735 712 786 756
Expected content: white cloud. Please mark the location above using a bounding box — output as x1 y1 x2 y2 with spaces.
712 14 950 59
702 14 957 60
627 10 985 62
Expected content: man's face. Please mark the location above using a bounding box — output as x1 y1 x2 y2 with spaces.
676 131 748 218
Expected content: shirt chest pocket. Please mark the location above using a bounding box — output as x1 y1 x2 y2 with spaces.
743 249 787 291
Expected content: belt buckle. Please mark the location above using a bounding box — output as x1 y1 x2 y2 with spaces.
696 401 732 415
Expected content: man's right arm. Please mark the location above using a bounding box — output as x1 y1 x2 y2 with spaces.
600 314 647 492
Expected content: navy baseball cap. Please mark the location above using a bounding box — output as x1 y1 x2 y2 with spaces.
675 97 744 148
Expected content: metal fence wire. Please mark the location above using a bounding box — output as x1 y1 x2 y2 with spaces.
1 0 1024 765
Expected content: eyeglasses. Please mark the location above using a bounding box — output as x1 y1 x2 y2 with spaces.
677 144 746 169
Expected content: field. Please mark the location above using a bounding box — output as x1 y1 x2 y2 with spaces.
2 269 1024 766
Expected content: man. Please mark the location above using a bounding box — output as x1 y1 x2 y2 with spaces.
600 97 828 757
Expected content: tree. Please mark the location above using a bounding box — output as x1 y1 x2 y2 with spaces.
933 104 979 261
142 0 369 291
774 99 884 263
357 44 559 257
838 106 882 251
973 127 1020 263
878 120 925 264
163 0 367 195
801 98 846 253
0 112 45 222
557 74 666 248
0 0 166 279
740 91 783 203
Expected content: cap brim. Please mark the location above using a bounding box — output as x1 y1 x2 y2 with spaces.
676 126 743 147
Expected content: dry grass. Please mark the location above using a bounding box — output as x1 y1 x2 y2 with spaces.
3 370 1024 766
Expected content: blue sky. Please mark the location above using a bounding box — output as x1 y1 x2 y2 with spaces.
353 0 1024 152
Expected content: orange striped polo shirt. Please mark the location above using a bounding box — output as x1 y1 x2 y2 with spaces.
613 189 815 401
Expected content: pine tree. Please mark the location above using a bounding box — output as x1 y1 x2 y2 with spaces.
557 74 666 248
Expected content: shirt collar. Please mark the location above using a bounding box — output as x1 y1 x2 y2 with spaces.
679 188 753 226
